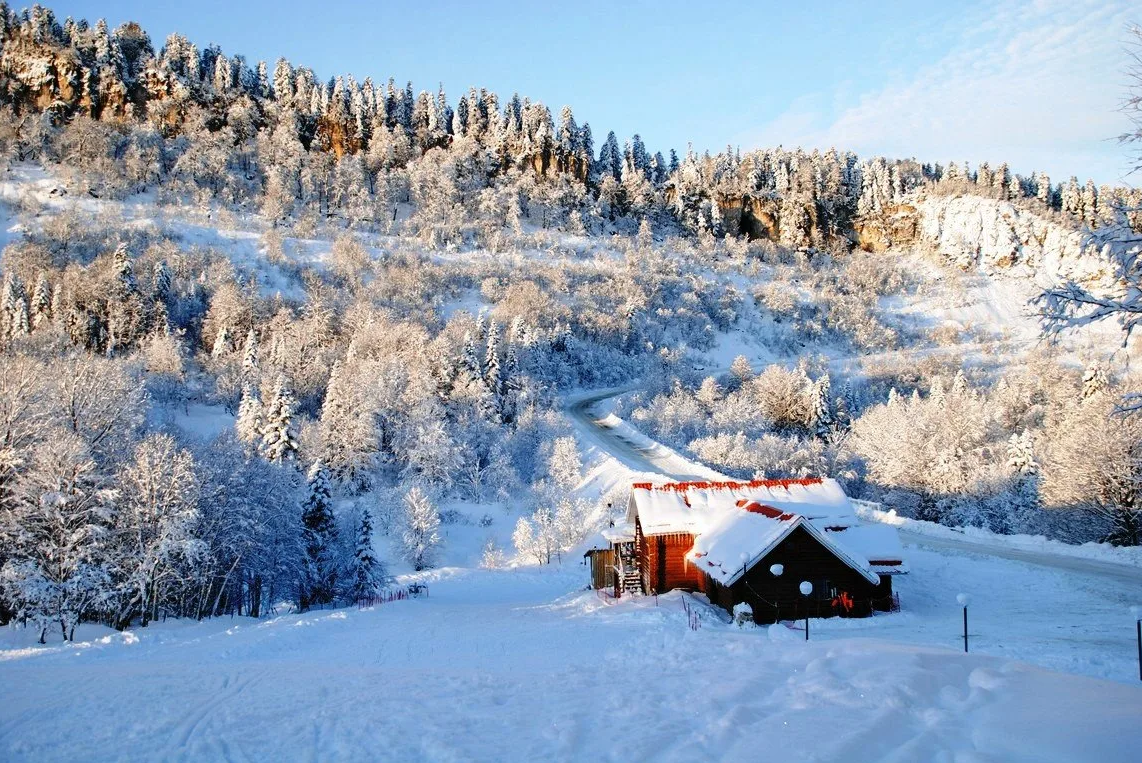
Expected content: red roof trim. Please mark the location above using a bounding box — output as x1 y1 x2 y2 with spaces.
631 477 823 492
743 502 798 521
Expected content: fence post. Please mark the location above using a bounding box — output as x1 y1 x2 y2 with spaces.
957 593 971 653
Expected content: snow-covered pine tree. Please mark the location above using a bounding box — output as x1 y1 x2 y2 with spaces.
9 296 29 341
152 260 171 304
950 369 968 399
1 271 23 343
235 382 263 449
1006 430 1041 534
1035 172 1052 206
260 375 299 464
399 485 441 571
599 131 622 181
211 326 231 359
484 320 502 400
241 329 259 380
113 244 137 294
348 508 385 604
30 273 51 330
300 460 337 609
810 374 834 439
461 331 483 384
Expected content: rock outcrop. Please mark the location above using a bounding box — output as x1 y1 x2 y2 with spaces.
855 192 1119 286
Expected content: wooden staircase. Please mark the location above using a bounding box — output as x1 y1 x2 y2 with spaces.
616 544 641 596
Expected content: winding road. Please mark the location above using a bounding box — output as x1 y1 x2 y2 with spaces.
568 386 1142 586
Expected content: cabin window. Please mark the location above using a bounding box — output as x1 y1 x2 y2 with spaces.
813 579 836 600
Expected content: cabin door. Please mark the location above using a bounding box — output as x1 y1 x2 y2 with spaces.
656 536 667 592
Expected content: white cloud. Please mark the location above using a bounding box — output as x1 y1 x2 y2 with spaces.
740 0 1138 184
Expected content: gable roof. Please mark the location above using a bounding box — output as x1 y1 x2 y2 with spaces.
686 509 881 588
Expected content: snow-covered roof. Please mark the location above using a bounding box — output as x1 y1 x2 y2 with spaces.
627 477 906 585
686 509 881 588
626 478 858 535
601 521 635 543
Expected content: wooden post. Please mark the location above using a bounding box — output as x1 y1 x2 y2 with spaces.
963 606 969 653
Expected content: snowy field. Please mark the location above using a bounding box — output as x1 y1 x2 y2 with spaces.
2 552 1141 762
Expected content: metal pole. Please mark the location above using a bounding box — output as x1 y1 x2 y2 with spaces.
805 615 809 641
963 606 969 653
1137 619 1141 681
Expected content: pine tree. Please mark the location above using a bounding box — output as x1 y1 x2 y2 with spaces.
484 321 502 399
241 329 259 380
400 485 441 571
348 508 385 604
599 131 623 181
1006 430 1040 533
30 273 51 330
211 327 231 359
300 460 337 609
501 343 523 424
235 382 263 449
1035 172 1052 206
810 375 834 438
260 375 299 464
2 271 24 341
461 331 482 384
113 244 137 294
152 260 171 303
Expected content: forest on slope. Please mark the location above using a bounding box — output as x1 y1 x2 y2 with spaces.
0 4 1139 643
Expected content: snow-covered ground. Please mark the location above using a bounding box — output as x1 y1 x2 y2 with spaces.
3 562 1142 762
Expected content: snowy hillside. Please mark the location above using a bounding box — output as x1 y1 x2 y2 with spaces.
1 4 1142 761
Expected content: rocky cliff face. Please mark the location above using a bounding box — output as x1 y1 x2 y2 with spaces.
856 192 1117 286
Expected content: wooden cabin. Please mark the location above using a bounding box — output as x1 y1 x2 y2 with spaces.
617 478 907 624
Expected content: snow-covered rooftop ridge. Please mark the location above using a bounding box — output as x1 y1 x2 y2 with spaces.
627 477 858 534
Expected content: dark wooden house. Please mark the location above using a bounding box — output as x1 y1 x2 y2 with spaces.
617 478 907 624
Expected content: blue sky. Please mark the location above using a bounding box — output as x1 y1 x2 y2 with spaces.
51 0 1139 184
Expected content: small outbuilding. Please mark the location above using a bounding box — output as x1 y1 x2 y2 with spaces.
583 521 637 597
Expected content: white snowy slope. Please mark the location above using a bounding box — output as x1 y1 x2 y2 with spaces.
2 563 1142 763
